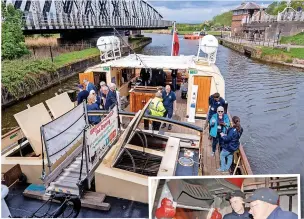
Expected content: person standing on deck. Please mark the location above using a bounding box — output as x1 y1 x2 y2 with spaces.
102 86 117 110
86 94 101 125
245 188 298 219
209 106 230 156
161 85 177 130
77 84 89 105
207 93 226 136
148 92 166 130
83 79 97 93
223 190 250 219
89 89 101 108
171 69 178 91
218 116 243 172
109 83 121 111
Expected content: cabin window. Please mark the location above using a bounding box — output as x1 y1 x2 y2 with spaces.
7 143 37 157
120 68 135 87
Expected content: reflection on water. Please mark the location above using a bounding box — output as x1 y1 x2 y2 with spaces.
2 33 304 177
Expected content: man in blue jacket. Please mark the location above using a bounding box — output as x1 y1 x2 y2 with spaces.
161 85 177 130
77 84 89 105
84 79 97 93
102 86 117 110
246 188 298 219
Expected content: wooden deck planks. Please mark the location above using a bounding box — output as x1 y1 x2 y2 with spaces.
124 89 229 175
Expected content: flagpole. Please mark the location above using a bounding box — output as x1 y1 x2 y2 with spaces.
171 21 176 56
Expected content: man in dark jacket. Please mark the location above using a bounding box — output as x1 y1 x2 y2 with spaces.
208 92 226 121
246 188 298 219
223 190 251 219
102 86 117 110
171 69 178 91
77 84 89 105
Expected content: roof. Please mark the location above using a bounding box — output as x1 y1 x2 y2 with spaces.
86 54 198 71
233 2 263 11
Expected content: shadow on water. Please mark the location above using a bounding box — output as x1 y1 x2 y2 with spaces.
2 33 304 210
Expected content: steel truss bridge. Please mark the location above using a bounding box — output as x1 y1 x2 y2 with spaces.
4 0 172 34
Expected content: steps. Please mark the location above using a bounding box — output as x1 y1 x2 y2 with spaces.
46 153 88 196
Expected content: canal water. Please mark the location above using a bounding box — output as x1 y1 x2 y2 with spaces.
2 33 304 186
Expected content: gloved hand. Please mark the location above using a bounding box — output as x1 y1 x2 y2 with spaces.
219 122 226 126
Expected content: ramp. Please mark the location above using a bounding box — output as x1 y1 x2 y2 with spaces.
46 152 87 196
42 103 119 197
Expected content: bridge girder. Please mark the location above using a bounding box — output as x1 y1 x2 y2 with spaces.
5 0 170 32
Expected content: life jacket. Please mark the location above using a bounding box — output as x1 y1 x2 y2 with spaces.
149 97 166 117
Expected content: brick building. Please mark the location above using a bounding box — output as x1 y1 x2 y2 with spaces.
231 2 264 36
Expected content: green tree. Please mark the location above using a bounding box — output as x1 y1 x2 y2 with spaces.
266 1 304 15
212 11 233 27
1 3 29 60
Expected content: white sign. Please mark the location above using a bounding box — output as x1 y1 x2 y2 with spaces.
188 85 198 123
87 107 118 167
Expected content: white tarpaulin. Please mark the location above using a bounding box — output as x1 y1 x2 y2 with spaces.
86 107 118 168
85 54 197 71
42 103 86 166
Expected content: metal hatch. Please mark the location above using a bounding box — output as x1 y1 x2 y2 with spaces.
167 179 241 208
112 99 152 165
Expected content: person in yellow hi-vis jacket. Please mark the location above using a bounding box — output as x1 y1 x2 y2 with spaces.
148 92 166 130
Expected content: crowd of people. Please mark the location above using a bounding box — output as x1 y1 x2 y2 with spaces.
206 92 244 173
223 188 297 219
77 79 120 125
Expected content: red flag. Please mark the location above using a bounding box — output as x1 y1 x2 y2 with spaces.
172 31 179 56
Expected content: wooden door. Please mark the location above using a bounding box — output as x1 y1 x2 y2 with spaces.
193 76 211 114
144 93 155 106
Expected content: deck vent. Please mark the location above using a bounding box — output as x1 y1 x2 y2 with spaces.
167 178 240 208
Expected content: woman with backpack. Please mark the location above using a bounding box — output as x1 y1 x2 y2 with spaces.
218 116 243 172
209 106 230 156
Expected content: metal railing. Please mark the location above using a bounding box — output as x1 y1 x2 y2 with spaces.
227 36 281 48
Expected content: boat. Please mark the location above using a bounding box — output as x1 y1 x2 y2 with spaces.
184 31 206 40
1 35 252 217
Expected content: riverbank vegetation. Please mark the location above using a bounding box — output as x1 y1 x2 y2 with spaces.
1 3 29 59
2 47 100 98
260 47 304 63
280 32 304 46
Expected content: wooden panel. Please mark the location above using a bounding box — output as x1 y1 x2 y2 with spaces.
1 127 23 151
157 137 180 176
193 76 211 114
79 72 94 89
14 103 52 155
45 92 74 118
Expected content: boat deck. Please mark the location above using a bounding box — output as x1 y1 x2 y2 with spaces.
123 89 226 176
5 183 148 218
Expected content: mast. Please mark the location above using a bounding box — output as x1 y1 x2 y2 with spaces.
171 21 176 56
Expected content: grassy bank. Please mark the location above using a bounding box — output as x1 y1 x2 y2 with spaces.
280 32 304 45
2 47 100 98
53 48 99 67
260 47 304 62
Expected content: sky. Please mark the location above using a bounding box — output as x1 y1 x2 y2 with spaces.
148 1 275 23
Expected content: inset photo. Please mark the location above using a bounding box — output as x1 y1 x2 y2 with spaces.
149 175 300 219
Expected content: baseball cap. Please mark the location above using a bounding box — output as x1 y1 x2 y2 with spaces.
226 190 245 200
78 84 84 89
245 188 279 205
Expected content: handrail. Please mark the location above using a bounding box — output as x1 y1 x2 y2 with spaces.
88 110 203 132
